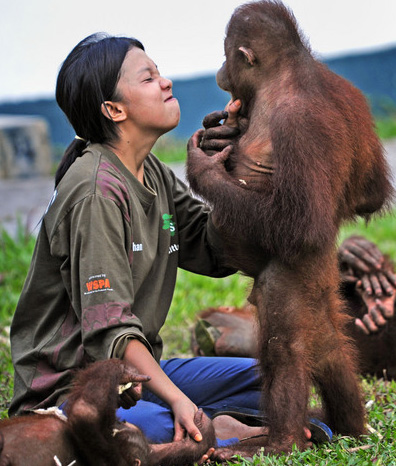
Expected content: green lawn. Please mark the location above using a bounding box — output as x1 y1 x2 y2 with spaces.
0 168 395 463
164 209 396 464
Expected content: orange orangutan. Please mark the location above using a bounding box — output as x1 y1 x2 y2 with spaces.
187 0 393 457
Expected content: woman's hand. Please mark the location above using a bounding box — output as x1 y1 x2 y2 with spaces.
123 340 205 443
224 99 242 128
170 396 202 442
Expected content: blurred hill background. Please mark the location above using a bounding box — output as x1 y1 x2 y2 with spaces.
0 45 395 151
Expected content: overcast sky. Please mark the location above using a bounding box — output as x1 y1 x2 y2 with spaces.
1 0 395 103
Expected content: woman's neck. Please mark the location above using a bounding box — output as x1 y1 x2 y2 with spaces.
109 129 158 184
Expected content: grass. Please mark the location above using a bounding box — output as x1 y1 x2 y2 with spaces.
374 104 396 140
339 210 396 259
376 118 396 140
0 222 36 322
161 271 251 358
162 210 396 465
0 335 13 417
153 135 188 164
0 175 396 463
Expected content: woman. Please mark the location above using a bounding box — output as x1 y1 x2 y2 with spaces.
9 33 262 449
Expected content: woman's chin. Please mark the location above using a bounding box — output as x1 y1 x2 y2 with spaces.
162 117 181 135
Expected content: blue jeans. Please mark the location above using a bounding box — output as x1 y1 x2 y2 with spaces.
117 356 261 446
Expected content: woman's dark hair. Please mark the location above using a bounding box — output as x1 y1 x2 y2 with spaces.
54 33 144 186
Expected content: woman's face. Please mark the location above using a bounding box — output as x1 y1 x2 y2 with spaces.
116 47 180 136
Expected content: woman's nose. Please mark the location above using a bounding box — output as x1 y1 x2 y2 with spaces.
161 77 172 90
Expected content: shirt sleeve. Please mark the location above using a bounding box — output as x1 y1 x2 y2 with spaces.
167 168 237 277
51 193 153 361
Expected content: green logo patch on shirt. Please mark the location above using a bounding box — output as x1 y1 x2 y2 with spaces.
162 213 176 236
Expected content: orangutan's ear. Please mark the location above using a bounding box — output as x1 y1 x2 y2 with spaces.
238 46 256 66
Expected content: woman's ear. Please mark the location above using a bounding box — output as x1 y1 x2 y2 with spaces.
101 101 127 122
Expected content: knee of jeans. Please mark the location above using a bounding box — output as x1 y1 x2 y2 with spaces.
117 404 174 444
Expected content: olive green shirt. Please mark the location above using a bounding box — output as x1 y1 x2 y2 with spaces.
10 143 233 416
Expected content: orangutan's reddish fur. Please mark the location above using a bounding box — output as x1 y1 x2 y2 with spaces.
187 0 393 457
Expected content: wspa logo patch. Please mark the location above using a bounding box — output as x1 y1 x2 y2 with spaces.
84 273 113 295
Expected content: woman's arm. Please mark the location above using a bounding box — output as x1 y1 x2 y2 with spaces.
123 339 203 443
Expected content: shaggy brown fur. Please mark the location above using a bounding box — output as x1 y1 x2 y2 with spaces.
186 0 393 457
